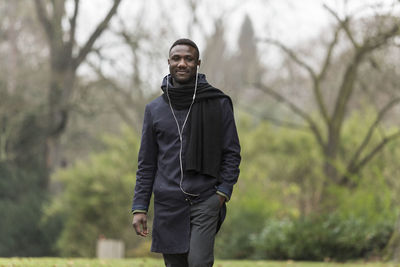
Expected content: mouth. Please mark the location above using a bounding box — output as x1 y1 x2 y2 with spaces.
176 69 188 74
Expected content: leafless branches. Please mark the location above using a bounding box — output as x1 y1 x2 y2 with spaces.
33 0 123 170
255 83 325 148
34 0 122 70
75 0 122 67
257 2 400 185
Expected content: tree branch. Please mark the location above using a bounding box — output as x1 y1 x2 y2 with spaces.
242 106 309 131
86 58 144 130
86 58 135 105
346 97 400 173
34 0 53 40
254 83 325 147
259 38 317 78
331 17 399 137
319 26 341 81
68 0 80 47
312 27 341 125
362 23 400 53
63 0 79 60
349 130 400 175
103 87 138 128
324 4 359 49
259 37 332 125
330 50 363 141
74 0 122 68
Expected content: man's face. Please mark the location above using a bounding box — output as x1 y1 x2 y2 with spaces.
168 44 200 85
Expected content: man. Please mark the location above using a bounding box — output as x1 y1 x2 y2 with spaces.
131 38 241 267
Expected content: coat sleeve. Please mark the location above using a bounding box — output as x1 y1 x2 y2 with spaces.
132 104 158 212
216 98 241 201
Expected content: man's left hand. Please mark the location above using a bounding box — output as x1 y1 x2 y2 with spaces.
218 195 225 208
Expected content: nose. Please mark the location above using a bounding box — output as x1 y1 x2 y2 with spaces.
177 58 187 68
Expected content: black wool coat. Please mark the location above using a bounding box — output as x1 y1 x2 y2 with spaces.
132 74 241 254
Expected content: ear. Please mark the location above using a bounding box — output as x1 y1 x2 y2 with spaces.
197 59 201 67
168 59 170 65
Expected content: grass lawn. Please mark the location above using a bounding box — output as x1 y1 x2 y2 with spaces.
0 258 400 267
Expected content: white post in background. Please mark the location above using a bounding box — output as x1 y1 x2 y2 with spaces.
96 238 125 258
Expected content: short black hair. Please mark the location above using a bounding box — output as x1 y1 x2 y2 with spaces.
169 38 200 60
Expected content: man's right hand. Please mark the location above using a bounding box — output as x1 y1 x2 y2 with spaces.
132 213 148 237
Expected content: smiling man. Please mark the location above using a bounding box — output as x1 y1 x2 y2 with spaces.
131 38 241 267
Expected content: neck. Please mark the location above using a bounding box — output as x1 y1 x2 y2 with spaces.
171 76 197 87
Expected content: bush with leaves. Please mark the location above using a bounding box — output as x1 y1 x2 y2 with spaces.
0 113 58 256
215 111 400 260
251 214 393 261
44 126 146 257
0 162 53 256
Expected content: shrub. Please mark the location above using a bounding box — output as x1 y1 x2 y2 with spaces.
0 163 57 256
252 214 394 261
45 126 144 257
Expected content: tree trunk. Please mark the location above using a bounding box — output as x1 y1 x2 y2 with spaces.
33 0 122 176
323 127 340 182
385 215 400 262
45 66 76 173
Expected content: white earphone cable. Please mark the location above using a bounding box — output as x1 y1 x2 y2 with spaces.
166 67 200 197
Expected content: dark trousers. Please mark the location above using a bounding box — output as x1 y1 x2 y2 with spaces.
163 194 221 267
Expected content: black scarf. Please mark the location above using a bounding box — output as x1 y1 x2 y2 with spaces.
161 74 232 179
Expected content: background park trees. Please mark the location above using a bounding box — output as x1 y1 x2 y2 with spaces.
1 0 400 261
33 0 122 173
256 3 400 202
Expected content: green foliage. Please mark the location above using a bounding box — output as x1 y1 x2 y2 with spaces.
45 126 141 257
0 162 52 256
1 257 399 267
34 109 400 259
0 113 55 256
215 199 268 259
216 111 400 260
251 214 393 261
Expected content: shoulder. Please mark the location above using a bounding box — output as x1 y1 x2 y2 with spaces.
145 95 167 112
144 95 170 121
147 95 164 108
209 86 232 108
218 96 233 111
219 96 232 105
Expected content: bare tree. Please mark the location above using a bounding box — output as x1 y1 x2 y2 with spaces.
0 0 48 163
256 3 400 187
33 0 122 174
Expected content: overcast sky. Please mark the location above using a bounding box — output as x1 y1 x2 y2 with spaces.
76 0 334 49
72 0 398 83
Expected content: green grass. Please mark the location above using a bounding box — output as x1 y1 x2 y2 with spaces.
0 258 399 267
